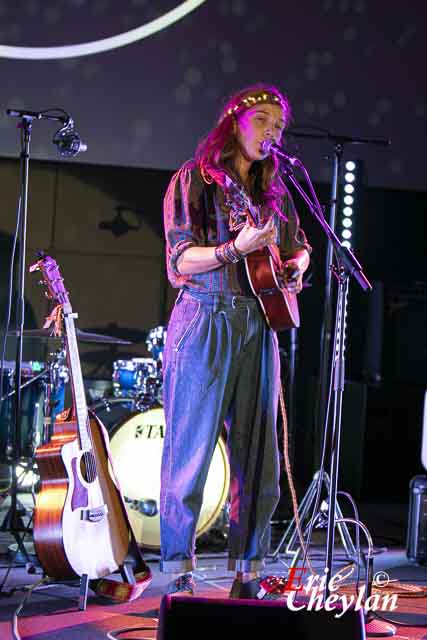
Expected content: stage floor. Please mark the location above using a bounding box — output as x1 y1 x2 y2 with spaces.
0 500 425 639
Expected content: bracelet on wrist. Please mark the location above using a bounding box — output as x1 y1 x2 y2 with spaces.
231 240 245 259
223 239 242 263
214 244 229 265
215 240 244 265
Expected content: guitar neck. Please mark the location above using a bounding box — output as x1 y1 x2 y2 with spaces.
63 310 91 450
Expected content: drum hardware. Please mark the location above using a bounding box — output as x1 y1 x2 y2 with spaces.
15 459 40 492
0 464 11 494
0 361 48 462
0 362 47 404
196 502 230 551
145 325 167 363
0 350 67 558
42 348 69 443
124 497 158 517
84 378 114 404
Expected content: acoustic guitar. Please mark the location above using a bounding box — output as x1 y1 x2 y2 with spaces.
225 177 300 331
31 254 147 581
244 243 300 331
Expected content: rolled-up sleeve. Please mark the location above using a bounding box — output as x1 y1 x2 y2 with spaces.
279 189 312 259
163 161 206 287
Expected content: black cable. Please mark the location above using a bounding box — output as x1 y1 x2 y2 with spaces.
337 491 362 590
39 107 70 124
0 197 21 414
105 619 158 640
11 577 52 640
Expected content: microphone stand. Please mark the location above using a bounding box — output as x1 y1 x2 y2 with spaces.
286 128 390 452
1 108 83 572
271 148 373 602
0 114 37 565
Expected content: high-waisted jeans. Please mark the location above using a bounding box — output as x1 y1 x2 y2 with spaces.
160 288 281 573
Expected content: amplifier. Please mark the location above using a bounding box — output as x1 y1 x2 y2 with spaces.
406 475 427 563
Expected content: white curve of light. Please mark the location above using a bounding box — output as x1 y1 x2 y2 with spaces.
0 0 206 60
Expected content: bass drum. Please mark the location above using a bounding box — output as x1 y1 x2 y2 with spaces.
92 398 230 549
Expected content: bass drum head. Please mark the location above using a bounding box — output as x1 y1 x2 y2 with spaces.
93 399 230 549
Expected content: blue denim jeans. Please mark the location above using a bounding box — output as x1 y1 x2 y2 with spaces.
160 288 281 573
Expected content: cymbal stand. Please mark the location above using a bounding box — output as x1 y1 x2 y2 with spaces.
43 347 69 442
0 357 67 596
0 369 48 405
270 149 372 595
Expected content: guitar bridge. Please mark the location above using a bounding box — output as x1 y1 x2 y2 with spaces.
80 504 108 522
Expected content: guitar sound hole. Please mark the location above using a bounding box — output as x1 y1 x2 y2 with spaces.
80 451 97 483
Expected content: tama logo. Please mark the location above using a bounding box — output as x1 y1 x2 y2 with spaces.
135 424 164 439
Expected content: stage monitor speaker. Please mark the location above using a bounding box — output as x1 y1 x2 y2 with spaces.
157 595 365 640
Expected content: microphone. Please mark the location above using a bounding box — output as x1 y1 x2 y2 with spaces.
261 140 300 166
53 117 87 157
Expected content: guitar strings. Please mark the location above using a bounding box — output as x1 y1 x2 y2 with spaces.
66 318 98 483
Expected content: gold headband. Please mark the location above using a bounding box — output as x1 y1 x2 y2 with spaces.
225 92 282 119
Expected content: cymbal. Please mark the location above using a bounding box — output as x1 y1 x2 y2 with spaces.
85 325 148 343
7 328 132 345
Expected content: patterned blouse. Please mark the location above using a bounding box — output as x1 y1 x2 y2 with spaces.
164 159 311 295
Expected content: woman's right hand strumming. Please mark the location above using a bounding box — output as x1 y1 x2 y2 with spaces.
234 217 276 255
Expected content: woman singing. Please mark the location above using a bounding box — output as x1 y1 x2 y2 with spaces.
160 83 311 598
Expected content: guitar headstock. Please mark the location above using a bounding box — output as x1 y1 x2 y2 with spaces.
30 252 70 308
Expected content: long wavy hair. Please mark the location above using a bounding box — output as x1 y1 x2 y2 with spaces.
195 83 292 214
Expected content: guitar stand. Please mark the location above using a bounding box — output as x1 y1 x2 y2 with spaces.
39 560 137 612
79 560 136 610
79 574 90 610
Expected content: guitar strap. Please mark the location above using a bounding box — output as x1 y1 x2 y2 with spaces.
91 532 152 602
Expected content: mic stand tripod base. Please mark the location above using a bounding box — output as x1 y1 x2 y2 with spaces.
271 470 357 562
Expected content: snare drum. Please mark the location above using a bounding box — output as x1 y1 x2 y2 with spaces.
92 399 230 549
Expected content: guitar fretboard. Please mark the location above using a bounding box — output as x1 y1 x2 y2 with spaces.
63 309 91 451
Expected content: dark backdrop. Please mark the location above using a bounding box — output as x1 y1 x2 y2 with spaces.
0 0 426 191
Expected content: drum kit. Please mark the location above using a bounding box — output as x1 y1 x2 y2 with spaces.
0 325 229 549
